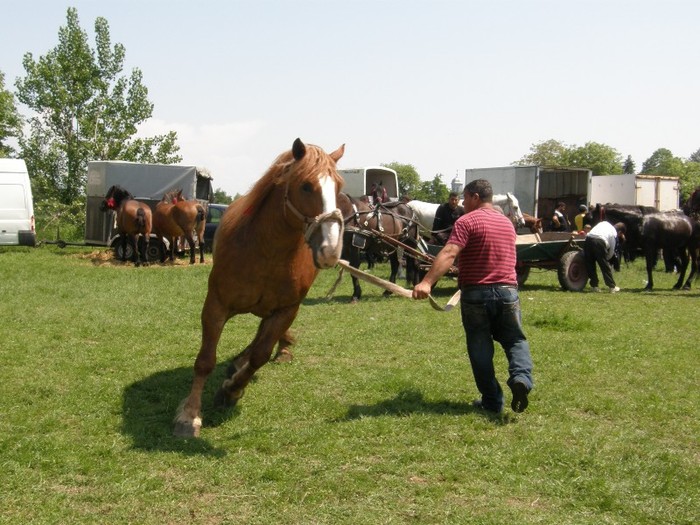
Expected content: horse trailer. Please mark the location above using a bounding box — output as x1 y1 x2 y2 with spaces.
85 161 213 258
589 174 680 211
465 165 593 231
338 166 399 201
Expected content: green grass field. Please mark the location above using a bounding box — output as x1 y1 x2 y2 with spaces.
0 246 697 524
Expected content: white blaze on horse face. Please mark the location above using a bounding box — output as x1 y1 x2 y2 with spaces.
315 173 342 267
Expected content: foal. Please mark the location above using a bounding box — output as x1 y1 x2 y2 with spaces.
100 185 152 266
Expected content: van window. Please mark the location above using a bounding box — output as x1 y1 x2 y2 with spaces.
0 185 28 217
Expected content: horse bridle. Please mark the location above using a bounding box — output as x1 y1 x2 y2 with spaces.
283 183 344 243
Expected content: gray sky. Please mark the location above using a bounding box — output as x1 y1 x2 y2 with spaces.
2 0 698 196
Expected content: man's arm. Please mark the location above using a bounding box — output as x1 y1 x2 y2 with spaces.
412 243 461 299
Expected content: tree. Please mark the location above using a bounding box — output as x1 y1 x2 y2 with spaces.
514 139 570 166
566 142 623 176
515 139 622 175
15 7 180 205
382 162 421 199
623 155 635 174
0 71 22 157
417 174 450 203
688 148 700 164
212 187 234 204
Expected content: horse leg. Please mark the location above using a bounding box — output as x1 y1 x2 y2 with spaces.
272 330 295 363
349 247 362 302
644 248 655 291
214 305 300 407
672 248 689 289
130 234 140 266
120 234 128 262
383 252 400 297
142 234 149 266
174 296 229 437
683 249 698 289
186 233 196 264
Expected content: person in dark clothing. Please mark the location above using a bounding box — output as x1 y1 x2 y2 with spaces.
431 192 465 245
549 202 570 232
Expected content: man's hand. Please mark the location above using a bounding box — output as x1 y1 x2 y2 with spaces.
412 280 432 300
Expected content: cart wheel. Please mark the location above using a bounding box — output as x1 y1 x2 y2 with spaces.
516 263 530 286
557 250 587 291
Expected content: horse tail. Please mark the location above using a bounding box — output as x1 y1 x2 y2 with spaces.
196 205 205 225
136 208 146 229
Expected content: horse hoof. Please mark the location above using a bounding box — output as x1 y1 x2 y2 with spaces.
213 388 241 408
382 290 393 297
272 349 293 363
173 418 201 438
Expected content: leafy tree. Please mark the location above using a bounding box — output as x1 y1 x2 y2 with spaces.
515 139 570 166
566 142 623 176
15 7 181 206
417 174 450 203
382 162 421 199
688 148 700 163
623 155 636 174
515 139 622 175
212 187 234 204
641 148 682 176
0 70 22 157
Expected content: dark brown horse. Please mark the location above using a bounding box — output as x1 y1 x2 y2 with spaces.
100 185 152 267
153 189 207 264
174 138 345 437
337 193 420 302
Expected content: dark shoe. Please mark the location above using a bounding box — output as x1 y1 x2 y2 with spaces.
471 399 502 414
510 381 529 413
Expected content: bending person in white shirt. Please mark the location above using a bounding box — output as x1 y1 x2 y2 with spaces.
584 221 626 292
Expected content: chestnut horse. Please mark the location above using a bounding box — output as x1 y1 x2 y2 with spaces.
522 212 543 234
100 185 152 267
174 138 345 437
153 189 207 264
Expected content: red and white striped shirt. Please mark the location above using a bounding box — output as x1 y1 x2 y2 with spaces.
448 207 518 287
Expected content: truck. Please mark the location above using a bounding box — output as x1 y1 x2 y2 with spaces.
0 158 36 247
338 166 399 202
465 165 593 231
85 161 213 259
589 174 680 211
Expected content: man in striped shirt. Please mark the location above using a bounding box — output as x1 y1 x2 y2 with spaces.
413 179 533 414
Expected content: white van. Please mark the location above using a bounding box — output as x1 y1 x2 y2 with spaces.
0 159 37 246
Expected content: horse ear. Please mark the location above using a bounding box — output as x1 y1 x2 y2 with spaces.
329 144 345 163
292 138 306 161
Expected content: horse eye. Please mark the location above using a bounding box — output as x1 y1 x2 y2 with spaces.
301 182 313 193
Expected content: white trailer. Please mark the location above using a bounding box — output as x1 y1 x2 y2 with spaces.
589 174 680 211
465 165 592 230
338 166 399 201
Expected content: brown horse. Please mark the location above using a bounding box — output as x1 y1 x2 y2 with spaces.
522 212 543 234
337 193 421 302
174 138 345 437
153 189 207 264
100 185 152 267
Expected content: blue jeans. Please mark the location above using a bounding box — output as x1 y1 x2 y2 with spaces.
460 285 534 412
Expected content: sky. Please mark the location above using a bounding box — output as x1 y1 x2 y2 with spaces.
2 0 699 197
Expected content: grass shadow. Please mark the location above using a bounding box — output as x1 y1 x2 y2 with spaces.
336 388 512 425
121 362 240 455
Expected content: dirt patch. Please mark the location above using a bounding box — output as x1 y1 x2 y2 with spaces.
76 249 210 267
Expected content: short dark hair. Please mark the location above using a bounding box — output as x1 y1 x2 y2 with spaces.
465 179 493 202
448 192 460 199
614 222 626 233
557 201 566 208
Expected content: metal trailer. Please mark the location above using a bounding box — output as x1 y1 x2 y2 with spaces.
589 174 680 211
338 166 399 202
84 161 213 259
465 165 593 231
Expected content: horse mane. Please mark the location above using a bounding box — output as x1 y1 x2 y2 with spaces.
162 189 182 203
108 185 134 203
227 143 344 233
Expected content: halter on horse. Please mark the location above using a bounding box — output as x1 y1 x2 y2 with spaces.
174 138 345 437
